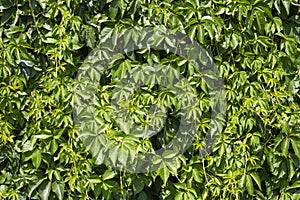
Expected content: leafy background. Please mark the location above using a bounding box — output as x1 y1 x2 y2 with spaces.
0 0 300 199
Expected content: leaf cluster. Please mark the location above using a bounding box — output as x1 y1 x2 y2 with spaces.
0 0 300 199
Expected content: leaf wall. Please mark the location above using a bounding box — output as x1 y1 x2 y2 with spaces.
0 0 300 199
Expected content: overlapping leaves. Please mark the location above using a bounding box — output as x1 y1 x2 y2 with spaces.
0 0 300 199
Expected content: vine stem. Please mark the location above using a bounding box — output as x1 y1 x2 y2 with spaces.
202 157 208 183
29 0 42 37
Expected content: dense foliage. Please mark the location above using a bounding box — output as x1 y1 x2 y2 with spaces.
0 0 300 199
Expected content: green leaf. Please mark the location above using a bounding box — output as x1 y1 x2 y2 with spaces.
239 174 246 189
192 169 202 183
37 0 47 9
39 181 51 200
250 172 261 190
231 33 239 49
0 0 13 9
291 138 300 159
50 139 58 154
282 0 290 15
109 0 118 19
254 2 273 19
109 145 119 166
158 163 170 185
287 180 300 190
281 137 290 157
52 182 64 200
1 8 15 26
162 150 177 159
118 146 128 164
32 149 42 168
29 177 47 197
288 80 299 94
188 25 197 41
246 174 254 195
138 191 147 200
133 179 144 195
43 37 57 44
102 169 116 181
94 184 102 198
33 134 52 139
114 59 131 79
175 191 184 200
